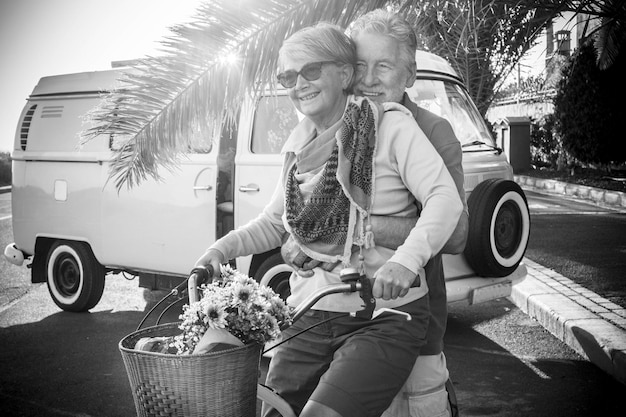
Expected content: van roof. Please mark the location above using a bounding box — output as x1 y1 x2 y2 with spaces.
414 50 462 83
30 70 125 97
29 51 461 97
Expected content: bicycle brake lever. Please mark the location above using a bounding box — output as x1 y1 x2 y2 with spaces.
371 308 412 321
340 268 376 319
355 274 376 319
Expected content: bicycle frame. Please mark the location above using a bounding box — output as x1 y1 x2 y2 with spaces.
185 265 376 417
133 267 439 416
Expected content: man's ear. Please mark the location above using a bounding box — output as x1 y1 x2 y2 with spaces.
405 61 417 88
340 64 355 90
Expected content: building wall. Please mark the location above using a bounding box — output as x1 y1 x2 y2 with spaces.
486 99 554 124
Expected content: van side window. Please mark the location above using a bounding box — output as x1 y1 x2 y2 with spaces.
251 96 299 154
110 124 214 153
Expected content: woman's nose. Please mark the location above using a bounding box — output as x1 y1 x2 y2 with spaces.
294 73 309 89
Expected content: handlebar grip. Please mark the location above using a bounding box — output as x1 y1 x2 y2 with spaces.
187 265 215 304
189 265 215 285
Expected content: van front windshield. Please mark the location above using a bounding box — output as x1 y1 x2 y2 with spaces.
406 79 496 150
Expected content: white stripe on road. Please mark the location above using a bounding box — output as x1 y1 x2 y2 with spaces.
0 215 11 221
531 211 621 216
447 343 553 379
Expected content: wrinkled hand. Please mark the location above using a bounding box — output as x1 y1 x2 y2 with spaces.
281 235 337 277
372 261 417 300
194 248 226 280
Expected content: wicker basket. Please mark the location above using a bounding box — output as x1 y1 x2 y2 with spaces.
119 323 262 417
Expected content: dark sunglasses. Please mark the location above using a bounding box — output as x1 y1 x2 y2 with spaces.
276 61 337 88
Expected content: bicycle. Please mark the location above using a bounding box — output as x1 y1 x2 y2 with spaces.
121 266 457 417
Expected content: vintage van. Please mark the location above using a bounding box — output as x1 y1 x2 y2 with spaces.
5 51 530 312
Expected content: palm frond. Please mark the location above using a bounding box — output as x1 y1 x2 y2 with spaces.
82 0 395 190
590 0 626 70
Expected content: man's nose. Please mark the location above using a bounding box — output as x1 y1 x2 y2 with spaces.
359 67 377 86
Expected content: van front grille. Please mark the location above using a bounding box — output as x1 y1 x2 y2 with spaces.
20 104 37 151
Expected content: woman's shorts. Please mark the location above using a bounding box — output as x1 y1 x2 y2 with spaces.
263 296 430 417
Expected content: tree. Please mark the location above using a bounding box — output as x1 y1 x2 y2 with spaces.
510 0 626 70
83 0 607 189
553 40 626 167
405 0 555 115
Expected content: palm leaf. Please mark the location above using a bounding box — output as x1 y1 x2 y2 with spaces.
82 0 396 190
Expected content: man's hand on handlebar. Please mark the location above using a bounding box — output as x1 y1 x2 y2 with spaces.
281 235 338 277
373 261 417 300
195 248 226 280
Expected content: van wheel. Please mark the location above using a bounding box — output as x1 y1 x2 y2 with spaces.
46 241 105 312
254 253 292 301
464 179 530 277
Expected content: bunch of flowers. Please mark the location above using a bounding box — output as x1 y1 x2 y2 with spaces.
171 265 292 355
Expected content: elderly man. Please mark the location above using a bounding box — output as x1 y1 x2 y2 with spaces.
282 9 468 417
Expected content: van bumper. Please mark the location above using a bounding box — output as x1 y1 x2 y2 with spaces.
446 263 527 305
4 243 26 266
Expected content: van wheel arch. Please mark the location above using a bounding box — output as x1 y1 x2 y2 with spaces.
42 239 106 312
252 252 292 301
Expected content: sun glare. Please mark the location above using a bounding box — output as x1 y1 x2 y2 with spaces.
219 51 240 66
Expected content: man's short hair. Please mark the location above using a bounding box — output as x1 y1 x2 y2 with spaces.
350 9 417 71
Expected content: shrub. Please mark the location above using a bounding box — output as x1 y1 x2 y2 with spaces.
0 152 11 186
553 41 626 168
530 114 560 168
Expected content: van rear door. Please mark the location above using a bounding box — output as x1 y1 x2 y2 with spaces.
99 141 218 276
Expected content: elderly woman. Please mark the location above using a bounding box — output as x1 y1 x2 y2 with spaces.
195 23 462 417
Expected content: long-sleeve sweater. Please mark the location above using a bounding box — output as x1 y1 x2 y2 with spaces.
211 99 463 312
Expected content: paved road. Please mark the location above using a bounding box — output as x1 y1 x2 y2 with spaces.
0 277 622 417
0 190 624 416
524 190 626 308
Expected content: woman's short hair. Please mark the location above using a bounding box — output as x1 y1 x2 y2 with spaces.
279 22 356 69
349 9 417 70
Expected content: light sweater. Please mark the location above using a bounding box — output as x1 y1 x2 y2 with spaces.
211 98 463 312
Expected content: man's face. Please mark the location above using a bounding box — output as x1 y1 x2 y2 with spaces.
353 32 416 104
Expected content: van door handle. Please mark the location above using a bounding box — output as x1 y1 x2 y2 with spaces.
239 184 260 192
193 185 213 191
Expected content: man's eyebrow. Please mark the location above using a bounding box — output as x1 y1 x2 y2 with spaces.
357 58 394 65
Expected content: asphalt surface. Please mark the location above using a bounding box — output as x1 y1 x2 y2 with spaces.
513 175 626 386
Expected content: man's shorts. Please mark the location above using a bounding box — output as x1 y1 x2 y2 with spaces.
262 296 429 417
382 352 451 417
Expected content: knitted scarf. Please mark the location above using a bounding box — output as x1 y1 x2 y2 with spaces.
284 97 379 264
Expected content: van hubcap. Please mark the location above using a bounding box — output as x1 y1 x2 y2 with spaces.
494 201 522 258
54 255 80 296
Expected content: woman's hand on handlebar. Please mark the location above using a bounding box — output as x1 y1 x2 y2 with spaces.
373 261 417 300
194 248 226 280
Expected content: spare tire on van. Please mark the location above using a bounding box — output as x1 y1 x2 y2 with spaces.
464 179 530 277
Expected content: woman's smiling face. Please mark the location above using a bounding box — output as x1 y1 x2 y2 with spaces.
280 56 352 131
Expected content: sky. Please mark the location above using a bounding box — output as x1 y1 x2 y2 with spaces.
0 0 205 152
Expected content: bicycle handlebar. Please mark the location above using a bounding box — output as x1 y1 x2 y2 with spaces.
186 265 376 324
187 265 214 304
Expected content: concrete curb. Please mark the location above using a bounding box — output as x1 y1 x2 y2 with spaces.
515 175 626 209
0 186 10 194
512 258 626 385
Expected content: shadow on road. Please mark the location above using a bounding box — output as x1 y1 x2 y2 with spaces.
0 289 186 417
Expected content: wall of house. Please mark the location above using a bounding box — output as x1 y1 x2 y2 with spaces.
486 96 554 124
